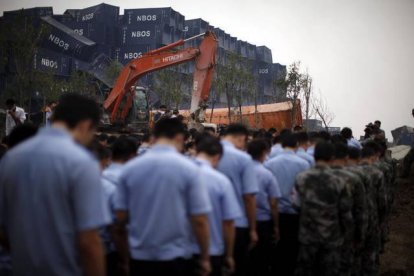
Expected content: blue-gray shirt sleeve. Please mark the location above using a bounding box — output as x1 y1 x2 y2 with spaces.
113 172 128 211
267 172 282 199
221 177 243 220
241 159 259 195
71 159 111 231
186 167 212 215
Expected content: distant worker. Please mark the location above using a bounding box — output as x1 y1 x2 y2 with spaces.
45 101 58 127
137 132 154 156
171 109 180 118
247 139 281 276
114 118 212 276
194 135 242 276
217 123 259 276
0 93 110 276
153 104 168 123
374 120 386 139
341 127 362 149
5 98 26 136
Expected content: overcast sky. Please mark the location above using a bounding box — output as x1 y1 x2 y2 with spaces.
2 0 413 138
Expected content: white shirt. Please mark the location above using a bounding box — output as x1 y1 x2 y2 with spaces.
5 106 26 136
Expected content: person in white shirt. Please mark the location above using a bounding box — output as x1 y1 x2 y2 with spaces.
5 99 26 136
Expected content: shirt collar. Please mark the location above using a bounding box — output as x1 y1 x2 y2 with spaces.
221 140 235 148
280 149 295 155
150 144 177 153
297 147 306 153
195 158 213 167
38 127 73 140
108 162 123 170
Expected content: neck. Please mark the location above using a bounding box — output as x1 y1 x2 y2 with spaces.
222 136 236 145
111 159 126 165
51 122 73 137
331 159 346 166
197 153 217 167
316 160 331 166
283 147 296 151
155 138 178 150
347 159 359 166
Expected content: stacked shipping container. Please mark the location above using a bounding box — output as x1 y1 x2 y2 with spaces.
0 4 286 107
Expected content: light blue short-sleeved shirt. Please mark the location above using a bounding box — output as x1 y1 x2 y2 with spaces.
296 147 315 167
101 177 117 253
264 150 310 214
253 161 282 221
114 144 212 261
0 127 110 276
192 159 242 256
102 162 124 186
269 143 284 159
217 141 259 228
348 138 362 149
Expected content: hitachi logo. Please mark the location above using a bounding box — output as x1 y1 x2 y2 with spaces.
131 31 151 38
136 15 157 21
48 34 69 50
41 58 58 69
124 52 143 59
162 54 184 63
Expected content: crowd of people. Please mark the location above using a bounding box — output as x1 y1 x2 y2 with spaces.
0 93 396 276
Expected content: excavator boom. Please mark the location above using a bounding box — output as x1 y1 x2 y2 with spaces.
103 31 217 124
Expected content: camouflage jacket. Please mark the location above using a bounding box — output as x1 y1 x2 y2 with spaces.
360 163 387 230
332 166 367 244
295 165 353 247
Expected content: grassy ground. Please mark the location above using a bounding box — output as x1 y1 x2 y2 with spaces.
380 178 414 275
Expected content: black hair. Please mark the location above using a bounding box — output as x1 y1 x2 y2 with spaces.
141 132 152 143
52 93 100 129
112 137 137 161
196 135 223 157
308 131 319 143
281 133 298 148
97 133 109 142
293 125 303 132
296 132 309 145
88 141 111 161
7 123 38 148
204 127 215 134
153 118 186 139
268 127 277 134
374 120 381 126
341 127 353 139
333 142 349 159
107 135 117 146
159 104 167 109
348 147 361 160
247 139 270 161
314 141 334 162
363 141 381 155
331 134 347 145
318 131 331 141
5 98 15 106
361 147 375 158
224 123 249 137
173 109 179 115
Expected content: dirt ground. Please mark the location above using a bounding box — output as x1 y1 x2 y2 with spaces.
380 178 414 276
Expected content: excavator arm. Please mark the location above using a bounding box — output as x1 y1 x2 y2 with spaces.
103 31 217 124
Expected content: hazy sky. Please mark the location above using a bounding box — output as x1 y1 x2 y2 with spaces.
1 0 413 138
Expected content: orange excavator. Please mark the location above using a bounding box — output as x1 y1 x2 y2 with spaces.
103 31 218 128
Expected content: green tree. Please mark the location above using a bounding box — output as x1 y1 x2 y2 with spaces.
0 11 50 108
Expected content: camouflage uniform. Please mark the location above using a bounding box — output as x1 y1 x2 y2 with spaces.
359 163 386 276
294 165 353 276
332 166 367 276
374 159 394 252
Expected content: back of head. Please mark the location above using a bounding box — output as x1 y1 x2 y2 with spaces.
112 137 138 161
88 140 111 162
341 127 353 140
281 133 298 148
361 147 375 159
7 123 38 148
5 98 16 108
153 118 186 139
318 131 331 142
247 139 270 161
296 131 309 145
196 134 223 157
331 134 347 145
53 93 101 129
224 123 249 137
97 133 109 143
348 146 361 160
314 141 334 162
333 142 349 160
363 141 381 156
